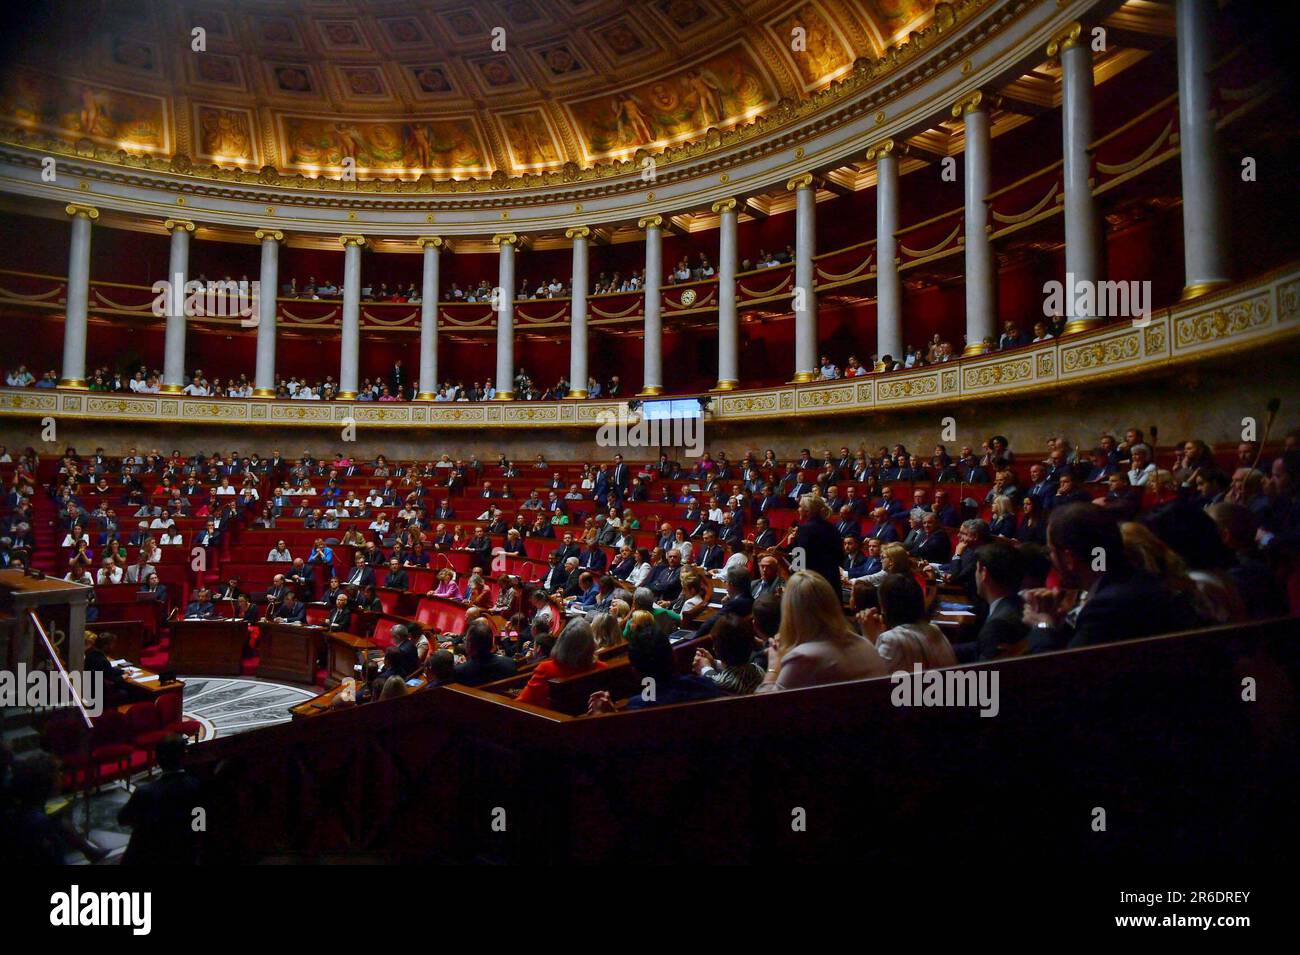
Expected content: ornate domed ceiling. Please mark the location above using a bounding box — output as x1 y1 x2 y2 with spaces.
0 0 940 178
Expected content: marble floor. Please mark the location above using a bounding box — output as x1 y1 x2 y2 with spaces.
61 675 319 863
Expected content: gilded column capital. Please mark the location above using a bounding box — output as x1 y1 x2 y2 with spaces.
711 198 738 215
339 234 367 248
565 226 591 240
951 90 998 118
491 233 519 246
786 173 815 192
254 229 285 242
64 203 99 220
164 218 196 233
865 138 901 162
637 215 663 230
1046 21 1084 58
416 236 444 250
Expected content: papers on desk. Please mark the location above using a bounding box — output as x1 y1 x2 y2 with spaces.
940 610 977 618
134 674 160 683
938 601 973 613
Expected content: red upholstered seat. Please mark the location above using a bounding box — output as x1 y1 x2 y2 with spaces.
155 691 201 740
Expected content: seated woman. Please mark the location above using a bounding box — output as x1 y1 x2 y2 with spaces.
465 572 493 610
989 494 1018 538
503 528 527 555
692 614 764 694
589 611 625 653
675 571 711 625
428 567 460 599
517 619 607 709
756 571 887 693
857 573 956 674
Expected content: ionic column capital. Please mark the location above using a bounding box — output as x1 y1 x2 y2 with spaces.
867 138 910 162
491 233 519 247
1046 21 1084 58
565 226 591 240
786 173 815 192
64 203 99 220
951 90 999 117
339 234 367 248
164 218 196 233
637 215 663 231
711 198 738 215
416 236 444 250
254 229 285 242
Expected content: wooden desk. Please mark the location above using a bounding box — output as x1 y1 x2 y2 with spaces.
168 619 249 676
325 631 376 687
256 622 325 685
115 661 185 701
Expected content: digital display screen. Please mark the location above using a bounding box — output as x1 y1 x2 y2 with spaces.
641 398 702 419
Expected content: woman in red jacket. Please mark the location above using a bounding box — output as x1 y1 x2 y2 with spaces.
517 619 606 709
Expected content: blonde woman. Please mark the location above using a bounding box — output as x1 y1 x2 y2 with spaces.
676 572 710 624
756 571 886 693
590 611 625 652
609 598 631 630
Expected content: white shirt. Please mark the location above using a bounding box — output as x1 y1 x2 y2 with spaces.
875 622 957 674
1128 463 1157 487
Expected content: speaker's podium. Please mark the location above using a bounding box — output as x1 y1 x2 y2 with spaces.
168 618 249 676
256 621 326 684
0 568 94 671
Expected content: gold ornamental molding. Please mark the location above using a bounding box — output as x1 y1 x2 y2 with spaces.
951 90 1000 118
1046 22 1085 58
491 233 519 247
254 229 284 242
164 219 196 233
416 236 445 250
786 173 815 192
0 0 1002 200
711 198 738 215
339 234 367 248
564 227 591 240
637 215 663 231
64 203 99 220
865 139 897 162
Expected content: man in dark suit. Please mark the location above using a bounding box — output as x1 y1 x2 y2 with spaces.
578 541 608 572
1025 504 1200 652
951 540 1029 660
864 508 900 544
752 517 778 550
466 529 493 569
137 573 168 605
648 550 683 602
453 620 517 686
1045 473 1090 511
912 514 953 563
344 554 375 588
876 487 906 517
932 490 961 528
540 553 569 592
325 593 352 631
183 588 215 619
384 559 409 591
611 454 630 493
390 623 421 677
694 566 754 637
1025 464 1057 510
435 500 455 519
216 578 242 601
695 530 725 570
552 533 580 564
274 591 307 624
118 735 203 865
834 506 859 539
840 535 871 579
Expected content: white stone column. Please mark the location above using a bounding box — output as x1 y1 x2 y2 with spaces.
338 235 365 400
638 215 663 395
160 219 195 393
713 198 739 390
415 237 443 400
1048 23 1102 332
59 203 98 389
868 140 903 364
252 229 282 397
787 174 819 382
953 91 997 355
566 226 590 398
493 233 517 399
1176 0 1230 299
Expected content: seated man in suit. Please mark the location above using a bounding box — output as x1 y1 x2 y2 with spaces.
694 530 725 570
137 572 168 605
750 555 784 599
933 519 990 603
1024 503 1200 652
860 537 884 577
932 490 961 528
273 590 307 624
751 516 778 550
875 486 906 517
324 592 352 631
951 540 1019 660
839 534 871 580
453 619 517 687
183 587 215 619
834 505 860 540
694 565 754 638
1045 473 1090 511
343 553 376 588
384 558 409 592
912 513 953 563
578 539 608 572
864 507 900 544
